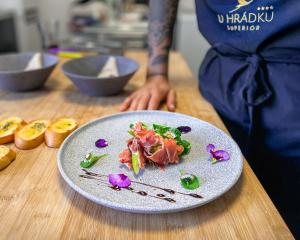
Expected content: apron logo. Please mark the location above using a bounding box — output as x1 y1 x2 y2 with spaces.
217 2 275 32
230 0 254 13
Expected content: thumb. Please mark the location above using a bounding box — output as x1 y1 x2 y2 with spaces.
166 89 176 112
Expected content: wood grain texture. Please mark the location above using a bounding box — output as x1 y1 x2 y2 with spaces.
0 52 294 240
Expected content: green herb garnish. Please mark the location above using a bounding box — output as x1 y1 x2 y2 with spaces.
80 153 108 168
129 123 149 129
131 153 140 175
141 123 149 129
177 139 191 155
128 130 135 136
152 124 191 156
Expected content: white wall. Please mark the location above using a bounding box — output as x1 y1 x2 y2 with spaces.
37 0 75 41
0 0 75 51
0 0 41 51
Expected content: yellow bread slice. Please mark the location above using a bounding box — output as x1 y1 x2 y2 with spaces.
45 118 77 148
0 145 16 170
0 117 26 144
15 120 50 150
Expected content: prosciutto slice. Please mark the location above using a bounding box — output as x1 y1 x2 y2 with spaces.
128 138 145 169
146 139 184 166
131 123 160 153
119 149 132 169
119 122 186 170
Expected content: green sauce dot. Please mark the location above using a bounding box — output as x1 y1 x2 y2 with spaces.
180 174 200 190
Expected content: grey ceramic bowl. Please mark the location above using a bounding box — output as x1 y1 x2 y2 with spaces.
62 55 139 96
0 52 58 91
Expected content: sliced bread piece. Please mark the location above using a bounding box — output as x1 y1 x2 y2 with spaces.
15 120 50 150
0 145 16 170
45 118 77 148
0 117 26 144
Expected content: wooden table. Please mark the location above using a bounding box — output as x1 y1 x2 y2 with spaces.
0 52 294 240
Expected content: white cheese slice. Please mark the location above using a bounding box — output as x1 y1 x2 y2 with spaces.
97 57 119 78
24 53 43 71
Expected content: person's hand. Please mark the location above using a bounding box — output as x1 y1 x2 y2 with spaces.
120 76 176 111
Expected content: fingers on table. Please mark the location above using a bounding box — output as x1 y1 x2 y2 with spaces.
119 96 134 111
167 89 176 112
137 93 151 110
120 92 170 111
148 93 161 110
128 96 140 111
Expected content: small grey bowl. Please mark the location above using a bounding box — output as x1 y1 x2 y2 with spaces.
62 55 139 97
0 52 58 91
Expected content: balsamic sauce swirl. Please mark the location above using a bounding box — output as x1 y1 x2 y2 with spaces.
79 169 203 204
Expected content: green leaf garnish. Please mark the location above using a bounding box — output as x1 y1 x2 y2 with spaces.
152 124 191 155
80 153 108 168
153 124 171 136
177 139 191 156
131 153 140 175
141 122 149 129
153 124 181 140
128 130 135 136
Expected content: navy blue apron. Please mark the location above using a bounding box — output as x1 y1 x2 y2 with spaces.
195 0 300 237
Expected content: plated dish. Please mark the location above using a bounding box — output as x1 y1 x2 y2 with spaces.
57 111 243 213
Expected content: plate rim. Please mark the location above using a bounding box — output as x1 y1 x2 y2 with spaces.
57 110 243 214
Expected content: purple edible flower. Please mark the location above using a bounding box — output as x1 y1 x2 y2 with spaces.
108 173 131 188
206 144 230 164
206 144 215 152
95 138 108 148
177 126 191 134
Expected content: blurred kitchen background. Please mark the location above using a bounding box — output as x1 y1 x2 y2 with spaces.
0 0 210 77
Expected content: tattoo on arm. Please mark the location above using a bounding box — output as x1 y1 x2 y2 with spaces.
147 0 179 79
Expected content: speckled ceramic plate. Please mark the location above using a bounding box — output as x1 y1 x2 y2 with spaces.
57 111 243 213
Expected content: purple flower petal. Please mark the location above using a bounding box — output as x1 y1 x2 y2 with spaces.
95 138 108 148
206 144 215 153
212 150 230 161
207 144 230 163
177 126 192 134
108 173 131 188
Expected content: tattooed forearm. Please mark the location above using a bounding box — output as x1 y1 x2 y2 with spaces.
147 0 179 79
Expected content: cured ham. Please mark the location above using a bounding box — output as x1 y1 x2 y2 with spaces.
119 149 132 169
119 122 191 175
